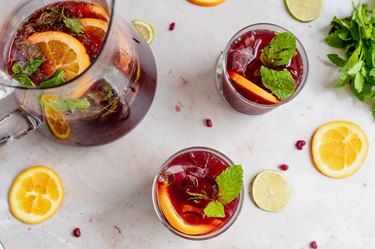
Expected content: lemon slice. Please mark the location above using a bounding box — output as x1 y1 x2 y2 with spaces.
131 19 154 44
187 0 225 7
9 166 64 224
285 0 323 22
312 121 369 178
251 170 292 212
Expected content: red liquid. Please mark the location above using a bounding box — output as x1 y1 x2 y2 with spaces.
8 1 108 85
157 150 240 234
7 1 157 146
223 29 304 114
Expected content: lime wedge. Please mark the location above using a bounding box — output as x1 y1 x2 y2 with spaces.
251 170 292 212
285 0 323 22
131 19 154 44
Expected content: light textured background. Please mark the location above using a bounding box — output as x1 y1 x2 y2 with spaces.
1 0 375 248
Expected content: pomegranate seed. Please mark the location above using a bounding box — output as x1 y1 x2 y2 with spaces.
310 241 318 249
296 140 306 150
169 22 176 31
279 164 289 171
73 228 81 238
205 119 213 127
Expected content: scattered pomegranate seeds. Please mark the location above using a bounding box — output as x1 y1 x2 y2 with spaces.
169 22 176 31
73 228 81 238
205 119 213 127
296 140 306 150
279 164 289 171
310 241 318 249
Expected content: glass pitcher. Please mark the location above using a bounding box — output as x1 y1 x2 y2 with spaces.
0 0 157 146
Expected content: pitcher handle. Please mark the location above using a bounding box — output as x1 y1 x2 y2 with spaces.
0 106 42 145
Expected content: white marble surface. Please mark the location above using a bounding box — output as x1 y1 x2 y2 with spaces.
1 0 375 248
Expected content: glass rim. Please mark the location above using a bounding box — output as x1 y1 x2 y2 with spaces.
222 22 309 108
152 146 244 240
0 0 116 90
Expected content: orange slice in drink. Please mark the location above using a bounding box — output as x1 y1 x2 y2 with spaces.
81 18 108 37
88 4 110 21
158 186 220 235
41 95 71 140
9 165 64 224
27 31 90 81
188 0 226 7
228 71 280 104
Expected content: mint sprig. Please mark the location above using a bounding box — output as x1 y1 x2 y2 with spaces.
260 32 296 68
202 165 243 218
42 96 90 112
260 66 295 100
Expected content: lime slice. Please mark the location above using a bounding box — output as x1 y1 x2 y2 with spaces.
131 19 154 44
251 170 292 212
285 0 323 22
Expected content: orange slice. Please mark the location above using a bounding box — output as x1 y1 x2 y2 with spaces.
188 0 226 7
312 121 369 178
27 31 90 81
228 71 280 104
41 95 71 140
81 18 108 35
9 165 64 224
88 4 110 21
158 186 219 235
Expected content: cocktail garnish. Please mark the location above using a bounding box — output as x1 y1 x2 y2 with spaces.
39 69 66 87
197 165 243 218
260 66 295 100
41 95 90 112
260 32 296 68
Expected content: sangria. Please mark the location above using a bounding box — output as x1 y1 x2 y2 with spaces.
152 147 243 240
217 23 308 115
0 0 156 146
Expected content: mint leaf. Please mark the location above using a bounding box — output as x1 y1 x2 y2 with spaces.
204 201 225 218
12 59 44 75
52 98 90 112
40 69 66 87
260 32 296 67
15 76 35 87
63 16 84 34
260 66 295 100
327 54 347 67
216 165 243 205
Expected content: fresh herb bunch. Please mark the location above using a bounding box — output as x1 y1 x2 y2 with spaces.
325 2 375 117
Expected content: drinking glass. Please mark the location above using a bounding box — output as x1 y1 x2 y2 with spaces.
152 146 244 240
216 23 308 115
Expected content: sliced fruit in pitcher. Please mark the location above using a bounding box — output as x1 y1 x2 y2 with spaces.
27 31 90 81
9 165 64 224
41 95 71 140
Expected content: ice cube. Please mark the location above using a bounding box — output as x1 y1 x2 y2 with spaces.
230 46 255 74
159 165 186 184
189 151 210 168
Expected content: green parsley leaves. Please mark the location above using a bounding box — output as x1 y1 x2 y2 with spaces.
260 32 297 67
325 2 375 117
259 32 297 99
